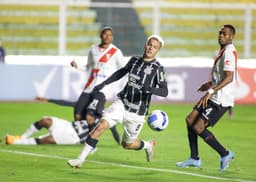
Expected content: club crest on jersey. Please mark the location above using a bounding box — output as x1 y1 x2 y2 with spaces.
144 66 152 75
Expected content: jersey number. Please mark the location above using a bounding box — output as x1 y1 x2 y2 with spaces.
204 108 213 117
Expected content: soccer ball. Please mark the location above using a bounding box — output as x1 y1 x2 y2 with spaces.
147 110 169 131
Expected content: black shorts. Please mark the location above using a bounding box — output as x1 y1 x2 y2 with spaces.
194 100 230 126
74 92 106 119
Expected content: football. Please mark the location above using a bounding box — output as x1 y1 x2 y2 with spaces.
147 110 169 131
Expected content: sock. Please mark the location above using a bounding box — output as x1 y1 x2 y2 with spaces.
78 136 98 162
88 123 97 131
110 126 120 144
199 129 228 157
21 122 40 139
187 126 199 160
13 138 37 145
78 143 94 162
142 140 151 150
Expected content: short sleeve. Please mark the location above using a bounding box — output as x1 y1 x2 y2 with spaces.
223 50 236 72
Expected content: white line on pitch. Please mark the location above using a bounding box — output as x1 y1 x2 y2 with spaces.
0 149 254 182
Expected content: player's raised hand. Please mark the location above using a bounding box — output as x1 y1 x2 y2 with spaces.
70 60 78 69
197 82 211 92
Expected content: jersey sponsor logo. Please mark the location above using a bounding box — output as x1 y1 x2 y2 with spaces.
128 81 141 89
128 73 141 89
225 60 231 66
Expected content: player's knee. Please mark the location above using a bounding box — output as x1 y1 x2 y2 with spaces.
186 116 193 126
94 121 108 135
40 118 52 128
193 120 207 134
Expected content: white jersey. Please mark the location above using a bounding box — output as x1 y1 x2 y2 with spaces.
210 44 238 107
83 44 125 95
48 117 90 144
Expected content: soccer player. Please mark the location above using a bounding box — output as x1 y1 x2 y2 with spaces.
5 92 105 145
67 35 168 168
71 26 125 122
35 96 121 144
176 24 237 171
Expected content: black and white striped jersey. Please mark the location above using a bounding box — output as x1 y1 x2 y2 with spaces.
72 120 89 143
117 56 168 115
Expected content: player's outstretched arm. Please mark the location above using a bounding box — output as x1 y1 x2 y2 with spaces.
142 81 168 97
93 67 129 92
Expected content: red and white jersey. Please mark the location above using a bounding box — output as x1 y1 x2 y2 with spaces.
83 44 125 95
210 44 238 107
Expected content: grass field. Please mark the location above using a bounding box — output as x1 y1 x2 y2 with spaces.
0 102 255 182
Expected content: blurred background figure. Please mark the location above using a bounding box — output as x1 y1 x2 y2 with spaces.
0 41 5 63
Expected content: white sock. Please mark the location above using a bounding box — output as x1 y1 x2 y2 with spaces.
78 143 94 162
21 124 39 139
13 138 37 145
142 140 151 150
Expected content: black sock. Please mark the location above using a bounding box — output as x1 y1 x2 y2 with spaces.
199 129 228 157
187 126 199 160
35 138 41 144
86 135 98 148
88 123 97 131
110 126 121 144
34 121 42 130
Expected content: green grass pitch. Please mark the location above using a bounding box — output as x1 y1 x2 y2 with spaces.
0 102 255 182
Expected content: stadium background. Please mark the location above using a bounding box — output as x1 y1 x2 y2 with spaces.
0 0 255 103
0 1 256 182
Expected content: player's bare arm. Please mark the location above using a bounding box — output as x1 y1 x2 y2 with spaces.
197 70 234 108
197 81 212 92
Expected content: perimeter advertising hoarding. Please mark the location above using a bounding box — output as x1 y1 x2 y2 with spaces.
0 65 255 103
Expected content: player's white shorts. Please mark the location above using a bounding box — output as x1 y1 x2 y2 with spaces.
44 116 80 144
102 100 145 143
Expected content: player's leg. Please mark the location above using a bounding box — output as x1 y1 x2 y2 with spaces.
121 112 155 162
67 100 124 168
87 92 121 144
21 117 53 138
195 102 234 171
5 117 53 145
11 134 55 145
85 92 106 125
67 119 109 168
194 102 229 157
176 108 202 168
109 126 121 144
37 135 56 144
186 109 201 160
74 92 92 120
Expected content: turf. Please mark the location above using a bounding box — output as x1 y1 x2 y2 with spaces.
0 102 255 182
